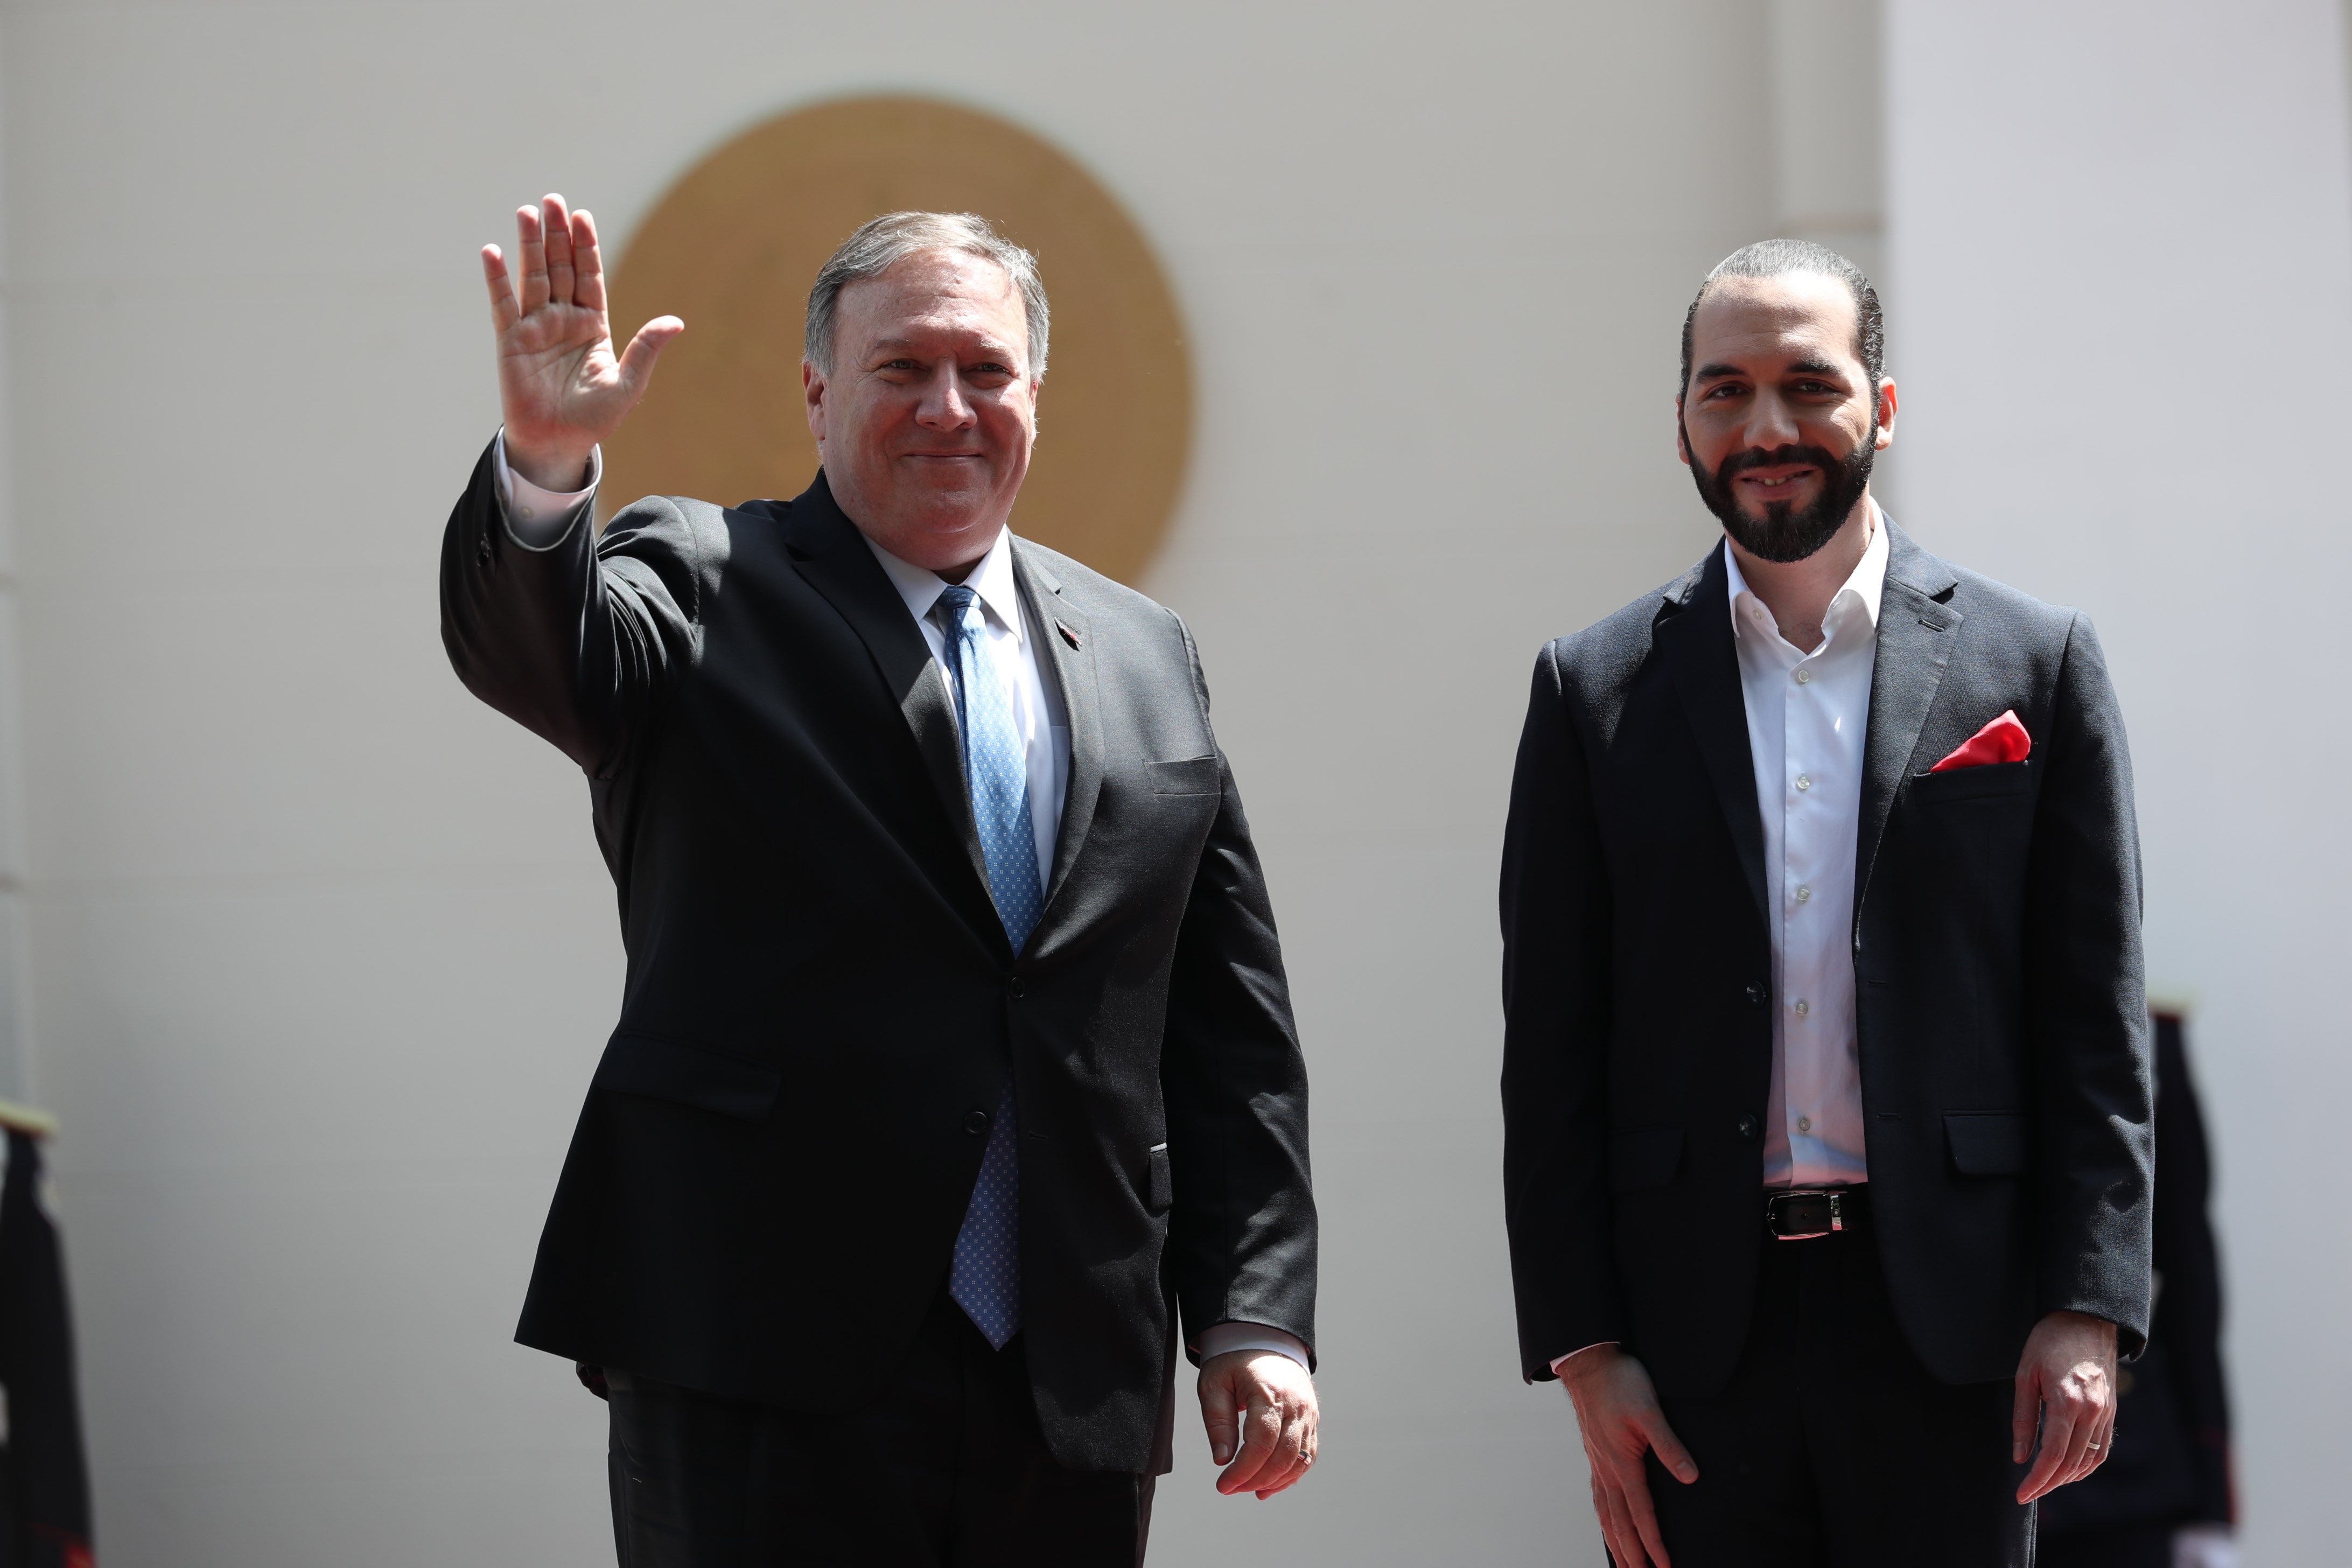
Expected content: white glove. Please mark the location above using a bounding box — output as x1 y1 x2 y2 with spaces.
2173 1523 2236 1568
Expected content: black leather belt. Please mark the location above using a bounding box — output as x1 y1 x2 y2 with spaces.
1765 1186 1869 1240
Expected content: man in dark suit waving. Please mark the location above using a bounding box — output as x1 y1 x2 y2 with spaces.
443 198 1318 1566
1499 240 2152 1565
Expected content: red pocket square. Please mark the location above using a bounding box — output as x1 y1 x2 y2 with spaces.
1930 710 2032 773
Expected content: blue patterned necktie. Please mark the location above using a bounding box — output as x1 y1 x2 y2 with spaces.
935 584 1042 1349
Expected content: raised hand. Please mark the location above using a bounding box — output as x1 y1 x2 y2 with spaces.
481 194 683 491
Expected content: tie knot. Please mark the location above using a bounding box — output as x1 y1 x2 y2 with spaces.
935 584 983 637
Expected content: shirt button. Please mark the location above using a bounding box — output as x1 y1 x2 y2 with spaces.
1795 885 1812 904
1795 774 1812 792
1797 1115 1813 1134
1794 999 1810 1018
1794 668 1812 685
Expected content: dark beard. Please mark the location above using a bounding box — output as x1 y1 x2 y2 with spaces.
1684 428 1875 564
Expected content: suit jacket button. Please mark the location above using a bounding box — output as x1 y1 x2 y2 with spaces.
1745 981 1768 1005
1738 1115 1760 1139
1006 976 1025 999
964 1110 991 1136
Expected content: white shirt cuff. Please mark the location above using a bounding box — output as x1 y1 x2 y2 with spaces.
1549 1341 1620 1377
1198 1321 1312 1371
492 430 600 549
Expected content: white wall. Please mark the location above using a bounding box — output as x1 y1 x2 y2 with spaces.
1768 0 1885 302
1888 2 2352 1560
0 13 27 1109
1 3 1789 1563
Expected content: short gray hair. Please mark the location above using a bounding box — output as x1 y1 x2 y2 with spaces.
804 211 1051 380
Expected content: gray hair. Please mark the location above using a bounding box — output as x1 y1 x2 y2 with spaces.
1679 238 1884 397
804 211 1051 380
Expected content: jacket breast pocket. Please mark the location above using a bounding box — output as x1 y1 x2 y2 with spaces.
1944 1111 2029 1175
1146 755 1222 796
1908 759 2033 805
593 1033 782 1122
1608 1126 1685 1193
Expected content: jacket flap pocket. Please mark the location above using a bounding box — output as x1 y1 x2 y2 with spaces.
594 1033 782 1122
1944 1111 2029 1175
1908 759 2033 803
1146 755 1221 796
1146 1143 1173 1213
1608 1126 1685 1193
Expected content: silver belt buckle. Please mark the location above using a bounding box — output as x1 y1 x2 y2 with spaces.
1769 1189 1840 1241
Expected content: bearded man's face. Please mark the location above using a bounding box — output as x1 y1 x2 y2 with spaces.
1686 435 1875 563
1677 271 1891 564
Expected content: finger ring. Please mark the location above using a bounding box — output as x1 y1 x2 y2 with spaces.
2085 1441 2103 1451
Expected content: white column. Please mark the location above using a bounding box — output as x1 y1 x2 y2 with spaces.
1769 0 1886 290
0 17 29 1109
1888 2 2352 1558
1769 0 1893 507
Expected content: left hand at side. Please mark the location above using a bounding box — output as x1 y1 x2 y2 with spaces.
1198 1349 1319 1499
2012 1310 2119 1503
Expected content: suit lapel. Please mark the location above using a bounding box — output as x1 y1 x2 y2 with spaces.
782 474 999 939
1855 520 1963 911
1658 546 1770 926
1013 542 1102 911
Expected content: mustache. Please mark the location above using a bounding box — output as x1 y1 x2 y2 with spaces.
1713 444 1843 486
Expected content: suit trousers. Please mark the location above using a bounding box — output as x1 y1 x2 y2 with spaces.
2036 1523 2173 1568
1639 1215 2035 1566
605 1292 1153 1567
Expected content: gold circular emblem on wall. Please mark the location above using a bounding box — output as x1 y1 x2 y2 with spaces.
604 95 1193 586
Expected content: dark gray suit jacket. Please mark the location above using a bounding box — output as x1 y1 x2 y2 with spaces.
1501 520 2152 1395
440 447 1316 1473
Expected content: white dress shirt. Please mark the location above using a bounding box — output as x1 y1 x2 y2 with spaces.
492 433 1309 1371
1724 503 1888 1191
1550 505 1889 1377
860 529 1070 880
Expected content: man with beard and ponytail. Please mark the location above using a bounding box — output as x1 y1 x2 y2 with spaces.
1497 240 2152 1566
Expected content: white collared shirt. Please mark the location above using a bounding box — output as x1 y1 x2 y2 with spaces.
1723 504 1890 1191
861 528 1069 881
492 435 1310 1372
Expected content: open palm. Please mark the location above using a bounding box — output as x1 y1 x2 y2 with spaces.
481 193 682 490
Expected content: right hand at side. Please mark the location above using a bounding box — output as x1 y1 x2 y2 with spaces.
1558 1345 1698 1568
481 193 683 491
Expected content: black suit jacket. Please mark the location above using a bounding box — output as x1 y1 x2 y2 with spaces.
1500 520 2152 1396
439 445 1316 1472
